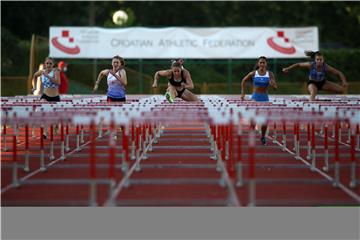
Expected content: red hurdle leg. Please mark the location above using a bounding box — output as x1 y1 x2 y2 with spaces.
49 125 55 160
2 124 7 151
227 121 235 178
89 121 97 206
236 120 243 187
311 123 316 171
12 126 19 187
24 124 30 172
40 126 46 172
282 120 287 151
333 120 340 187
60 124 65 160
306 123 311 160
65 124 70 151
349 124 357 188
248 130 256 206
109 120 116 184
323 124 329 172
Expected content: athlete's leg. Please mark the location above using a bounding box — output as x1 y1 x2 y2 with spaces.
180 89 199 101
165 85 177 103
260 125 267 145
307 83 318 101
166 85 177 98
321 81 345 94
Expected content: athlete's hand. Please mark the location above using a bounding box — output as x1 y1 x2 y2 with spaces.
93 84 98 92
270 80 278 90
152 82 158 88
282 68 289 74
42 71 50 78
342 81 349 88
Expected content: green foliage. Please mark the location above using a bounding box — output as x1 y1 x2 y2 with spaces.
2 2 360 47
321 49 360 83
1 27 29 75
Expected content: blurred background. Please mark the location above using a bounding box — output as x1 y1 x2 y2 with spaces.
1 1 360 96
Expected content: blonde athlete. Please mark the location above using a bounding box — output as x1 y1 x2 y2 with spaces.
152 60 199 103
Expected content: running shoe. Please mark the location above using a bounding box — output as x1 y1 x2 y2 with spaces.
165 92 174 103
261 137 266 145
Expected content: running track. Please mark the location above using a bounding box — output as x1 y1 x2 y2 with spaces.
1 94 359 206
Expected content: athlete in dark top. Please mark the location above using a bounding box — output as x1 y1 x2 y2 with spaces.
152 60 199 103
282 51 348 101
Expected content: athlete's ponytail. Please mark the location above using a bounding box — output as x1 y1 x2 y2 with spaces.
171 59 184 68
305 50 322 60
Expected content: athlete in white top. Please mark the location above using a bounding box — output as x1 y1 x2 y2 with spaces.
93 55 127 102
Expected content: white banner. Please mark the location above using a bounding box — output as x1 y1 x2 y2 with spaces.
49 27 318 59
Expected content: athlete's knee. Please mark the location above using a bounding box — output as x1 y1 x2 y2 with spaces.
338 87 345 94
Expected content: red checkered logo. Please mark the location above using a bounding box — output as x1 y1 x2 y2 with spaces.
267 31 296 55
51 30 80 55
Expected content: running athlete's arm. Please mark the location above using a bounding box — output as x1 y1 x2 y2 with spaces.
269 71 278 90
109 69 127 86
152 70 171 88
241 71 255 99
181 69 194 90
93 69 109 92
42 69 60 85
282 62 311 74
32 70 43 93
326 65 348 87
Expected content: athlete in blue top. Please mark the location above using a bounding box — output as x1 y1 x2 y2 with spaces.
282 50 348 101
93 55 127 102
241 56 278 145
152 60 199 103
32 57 61 102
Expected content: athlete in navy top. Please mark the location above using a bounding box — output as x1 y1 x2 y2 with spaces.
32 57 61 102
93 55 127 102
241 56 278 145
152 60 199 103
282 51 348 101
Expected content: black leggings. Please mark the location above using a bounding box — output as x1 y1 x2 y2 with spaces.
40 94 60 102
176 89 186 98
107 96 126 102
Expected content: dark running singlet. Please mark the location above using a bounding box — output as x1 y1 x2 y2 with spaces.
169 71 186 86
169 71 187 97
